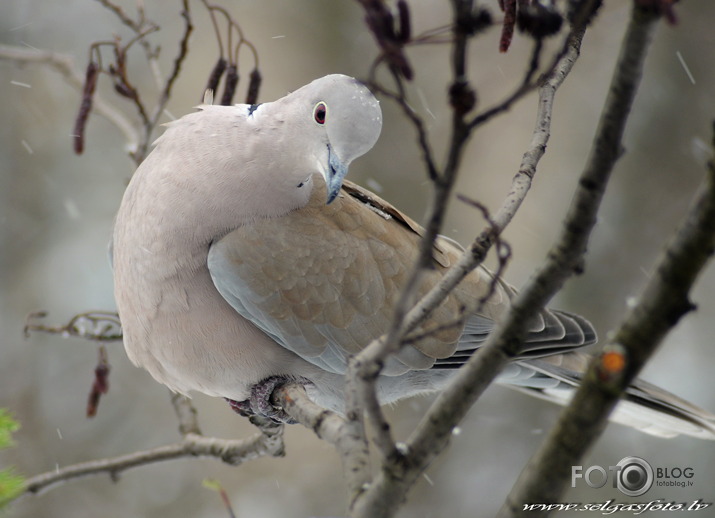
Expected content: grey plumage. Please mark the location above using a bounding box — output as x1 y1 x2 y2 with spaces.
112 74 715 439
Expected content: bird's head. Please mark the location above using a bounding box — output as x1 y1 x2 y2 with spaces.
282 74 383 203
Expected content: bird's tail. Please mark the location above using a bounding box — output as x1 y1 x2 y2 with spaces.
500 352 715 440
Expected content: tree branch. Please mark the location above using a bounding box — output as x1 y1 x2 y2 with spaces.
350 3 657 515
19 423 283 499
412 3 659 515
398 23 588 347
170 393 202 436
346 4 480 494
273 384 371 502
348 1 597 443
499 88 715 518
345 6 598 517
24 311 123 342
135 0 193 163
94 0 164 90
411 0 658 461
0 44 138 150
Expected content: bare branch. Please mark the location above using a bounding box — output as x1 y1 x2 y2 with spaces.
135 0 193 163
501 158 715 517
349 0 653 513
500 22 713 518
396 22 587 342
1 0 194 166
0 44 138 150
20 424 284 499
95 0 145 32
345 6 596 515
348 3 481 469
95 0 163 89
468 0 601 131
273 383 371 503
351 359 400 465
154 0 192 120
24 311 122 342
356 0 414 80
408 0 660 509
353 0 579 385
171 393 202 436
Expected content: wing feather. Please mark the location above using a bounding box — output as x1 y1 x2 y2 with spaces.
208 178 595 375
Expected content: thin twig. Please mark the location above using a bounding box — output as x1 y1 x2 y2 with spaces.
170 392 202 436
367 77 439 182
395 23 588 343
470 0 601 131
408 0 656 504
467 38 542 129
19 426 284 499
0 44 138 150
157 0 192 111
346 5 585 514
354 360 400 465
24 310 123 342
348 3 480 514
95 0 143 31
349 2 607 515
499 7 679 517
95 0 163 89
135 0 193 163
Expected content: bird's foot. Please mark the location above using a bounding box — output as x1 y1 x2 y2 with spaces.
226 376 307 424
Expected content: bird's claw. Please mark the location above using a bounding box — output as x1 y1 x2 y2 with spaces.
226 376 305 424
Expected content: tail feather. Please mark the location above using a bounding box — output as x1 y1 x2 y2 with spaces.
435 301 714 440
506 356 715 440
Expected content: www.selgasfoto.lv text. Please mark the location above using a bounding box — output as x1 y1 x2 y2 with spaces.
523 499 711 515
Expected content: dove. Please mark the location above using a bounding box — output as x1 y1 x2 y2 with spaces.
112 74 715 438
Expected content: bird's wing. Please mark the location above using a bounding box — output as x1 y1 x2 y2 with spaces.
208 179 594 375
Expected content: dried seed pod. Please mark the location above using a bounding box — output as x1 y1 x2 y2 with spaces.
220 64 239 106
73 61 99 155
245 68 262 105
499 0 517 52
204 57 227 102
86 346 110 418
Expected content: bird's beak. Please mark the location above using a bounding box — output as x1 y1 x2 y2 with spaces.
325 144 348 204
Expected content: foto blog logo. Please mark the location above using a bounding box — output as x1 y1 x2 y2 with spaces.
572 456 654 497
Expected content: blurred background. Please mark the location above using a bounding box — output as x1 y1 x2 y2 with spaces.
2 1 715 517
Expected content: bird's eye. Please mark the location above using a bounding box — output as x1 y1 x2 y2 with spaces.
313 102 327 125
